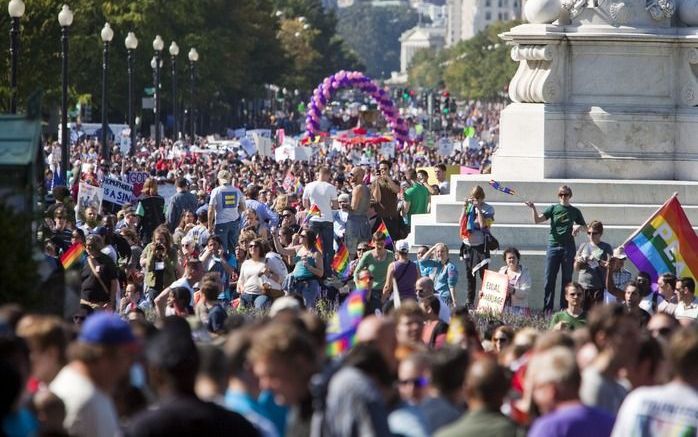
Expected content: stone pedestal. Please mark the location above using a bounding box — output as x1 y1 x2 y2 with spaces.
493 10 698 180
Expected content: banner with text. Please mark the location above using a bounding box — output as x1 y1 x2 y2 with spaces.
102 177 134 206
476 270 508 316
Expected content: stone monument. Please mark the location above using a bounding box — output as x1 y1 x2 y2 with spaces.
492 0 698 180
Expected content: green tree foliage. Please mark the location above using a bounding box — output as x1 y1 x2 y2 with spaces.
408 20 522 99
0 0 356 127
336 4 419 79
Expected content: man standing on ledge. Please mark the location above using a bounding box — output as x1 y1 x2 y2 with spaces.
303 166 338 277
526 185 586 312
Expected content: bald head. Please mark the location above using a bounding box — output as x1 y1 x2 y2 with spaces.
356 316 397 372
416 277 435 299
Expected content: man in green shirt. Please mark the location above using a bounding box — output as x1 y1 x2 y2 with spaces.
526 185 586 312
353 232 394 313
437 356 524 437
403 169 430 225
550 282 587 330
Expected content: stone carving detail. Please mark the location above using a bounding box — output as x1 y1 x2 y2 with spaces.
509 45 562 104
609 2 632 24
680 48 698 107
686 48 698 64
561 0 588 19
647 0 675 21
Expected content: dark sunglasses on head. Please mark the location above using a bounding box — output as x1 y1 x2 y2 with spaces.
559 192 571 197
588 232 599 235
650 327 672 337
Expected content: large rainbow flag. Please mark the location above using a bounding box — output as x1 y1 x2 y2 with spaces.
325 288 366 358
332 243 350 280
376 219 394 250
60 243 85 269
623 194 698 283
303 203 322 224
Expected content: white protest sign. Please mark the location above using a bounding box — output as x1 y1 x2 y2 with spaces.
476 270 509 316
379 141 395 158
101 177 133 206
252 133 274 157
437 138 454 157
77 182 103 215
126 171 150 197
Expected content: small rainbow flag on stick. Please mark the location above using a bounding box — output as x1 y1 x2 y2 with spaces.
326 288 367 358
293 179 303 195
623 194 698 283
332 243 350 280
489 180 517 196
376 219 394 250
303 204 322 224
60 243 85 269
315 235 323 254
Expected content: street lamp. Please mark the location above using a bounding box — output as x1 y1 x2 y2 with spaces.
58 4 73 185
152 35 163 147
124 32 138 156
169 41 179 139
100 22 113 163
188 47 198 143
8 0 25 114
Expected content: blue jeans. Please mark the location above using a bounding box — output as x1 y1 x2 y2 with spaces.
240 292 270 310
544 242 576 312
214 219 241 253
309 221 334 278
295 279 320 310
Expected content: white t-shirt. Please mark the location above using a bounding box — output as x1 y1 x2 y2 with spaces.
238 259 266 295
675 297 698 321
209 184 244 224
612 382 698 437
303 180 337 223
265 252 288 290
50 365 120 437
639 292 666 315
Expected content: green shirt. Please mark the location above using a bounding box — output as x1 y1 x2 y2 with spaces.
543 204 586 247
353 250 394 291
550 310 587 330
436 409 524 437
405 183 430 223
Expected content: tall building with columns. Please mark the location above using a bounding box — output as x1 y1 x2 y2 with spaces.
446 0 521 46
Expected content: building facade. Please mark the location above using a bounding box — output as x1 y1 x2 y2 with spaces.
446 0 521 45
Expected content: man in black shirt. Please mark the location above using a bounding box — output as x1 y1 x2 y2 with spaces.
126 317 259 437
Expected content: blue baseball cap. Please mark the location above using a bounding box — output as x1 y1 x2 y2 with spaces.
79 312 136 346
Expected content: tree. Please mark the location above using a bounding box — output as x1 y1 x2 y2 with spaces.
336 4 420 79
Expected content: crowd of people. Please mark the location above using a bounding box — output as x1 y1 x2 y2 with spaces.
5 97 698 437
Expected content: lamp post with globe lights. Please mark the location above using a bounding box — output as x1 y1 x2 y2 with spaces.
8 0 24 114
124 32 138 156
58 4 73 184
100 23 113 163
152 35 164 147
169 41 179 139
188 47 198 143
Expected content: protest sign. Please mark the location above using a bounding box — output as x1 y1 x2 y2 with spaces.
126 172 150 197
101 177 133 206
437 138 454 157
77 182 103 216
476 270 509 316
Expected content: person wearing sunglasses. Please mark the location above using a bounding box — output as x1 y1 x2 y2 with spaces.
574 220 612 310
526 185 587 312
273 229 323 310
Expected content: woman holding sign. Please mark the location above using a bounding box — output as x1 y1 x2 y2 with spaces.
498 247 532 312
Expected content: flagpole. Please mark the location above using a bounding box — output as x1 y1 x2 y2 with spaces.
621 192 678 247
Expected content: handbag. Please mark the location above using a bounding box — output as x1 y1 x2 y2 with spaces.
485 232 500 252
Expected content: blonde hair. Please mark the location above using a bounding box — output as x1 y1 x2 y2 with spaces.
143 178 158 196
469 185 485 200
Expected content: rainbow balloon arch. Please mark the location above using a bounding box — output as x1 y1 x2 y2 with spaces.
303 70 409 146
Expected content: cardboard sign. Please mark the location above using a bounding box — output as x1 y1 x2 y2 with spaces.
101 177 133 206
476 270 509 316
77 182 103 215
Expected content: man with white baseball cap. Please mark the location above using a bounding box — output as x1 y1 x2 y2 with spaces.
604 246 633 304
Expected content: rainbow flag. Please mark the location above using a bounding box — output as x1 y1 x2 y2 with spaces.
315 235 323 254
332 243 350 280
489 180 517 196
325 288 367 358
60 243 85 269
623 195 698 283
376 219 394 250
294 179 303 194
303 204 322 224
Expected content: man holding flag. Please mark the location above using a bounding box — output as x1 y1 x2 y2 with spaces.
303 166 338 278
